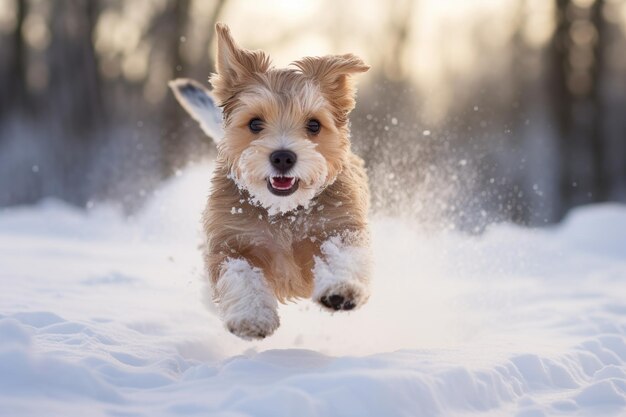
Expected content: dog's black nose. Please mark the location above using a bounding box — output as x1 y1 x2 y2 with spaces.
270 150 297 172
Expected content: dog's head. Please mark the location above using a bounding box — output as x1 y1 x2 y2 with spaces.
171 23 368 215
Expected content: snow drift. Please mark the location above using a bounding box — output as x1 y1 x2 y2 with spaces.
1 163 625 416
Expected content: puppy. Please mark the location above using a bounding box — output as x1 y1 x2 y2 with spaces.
170 23 371 340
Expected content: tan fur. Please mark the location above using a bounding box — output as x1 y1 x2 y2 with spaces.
204 152 369 302
176 23 371 338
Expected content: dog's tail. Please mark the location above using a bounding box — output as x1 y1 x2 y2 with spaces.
169 78 224 145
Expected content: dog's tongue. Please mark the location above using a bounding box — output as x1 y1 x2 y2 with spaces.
271 177 295 190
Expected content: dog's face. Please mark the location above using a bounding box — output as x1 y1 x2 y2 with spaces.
173 24 368 215
218 79 338 214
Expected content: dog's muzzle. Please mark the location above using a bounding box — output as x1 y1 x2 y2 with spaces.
268 150 299 196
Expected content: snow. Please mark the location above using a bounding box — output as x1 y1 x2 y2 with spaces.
1 163 626 416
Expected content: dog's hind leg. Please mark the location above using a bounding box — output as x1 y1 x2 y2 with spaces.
213 257 280 340
312 232 372 312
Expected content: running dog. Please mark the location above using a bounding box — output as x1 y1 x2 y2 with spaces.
170 23 371 340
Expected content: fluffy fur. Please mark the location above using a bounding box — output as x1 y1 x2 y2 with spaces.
216 258 279 340
170 23 372 340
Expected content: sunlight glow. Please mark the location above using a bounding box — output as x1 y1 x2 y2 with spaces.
0 0 16 33
216 0 557 121
22 12 49 50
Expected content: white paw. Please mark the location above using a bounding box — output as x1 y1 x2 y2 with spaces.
215 258 280 340
225 308 279 340
312 235 371 312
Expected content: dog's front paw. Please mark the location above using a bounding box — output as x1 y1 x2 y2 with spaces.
315 282 369 312
320 293 356 311
216 258 280 340
312 236 371 313
225 307 279 340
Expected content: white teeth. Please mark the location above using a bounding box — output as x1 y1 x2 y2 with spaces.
270 178 295 190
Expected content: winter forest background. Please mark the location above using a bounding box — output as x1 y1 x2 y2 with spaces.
1 0 625 230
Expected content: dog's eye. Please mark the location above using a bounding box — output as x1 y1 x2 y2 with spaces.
306 119 321 134
248 118 264 133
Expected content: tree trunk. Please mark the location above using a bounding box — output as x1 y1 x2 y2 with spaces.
550 0 573 220
590 0 608 201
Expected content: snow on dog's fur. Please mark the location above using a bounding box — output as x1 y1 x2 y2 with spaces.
170 23 371 340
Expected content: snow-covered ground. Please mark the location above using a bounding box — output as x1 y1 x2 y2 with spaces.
1 163 626 417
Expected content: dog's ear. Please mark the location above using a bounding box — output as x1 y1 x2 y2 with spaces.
169 78 224 143
210 23 271 102
293 54 369 124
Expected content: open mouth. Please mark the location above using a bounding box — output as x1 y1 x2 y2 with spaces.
267 176 299 196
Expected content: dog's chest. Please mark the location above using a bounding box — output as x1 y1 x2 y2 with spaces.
266 204 335 245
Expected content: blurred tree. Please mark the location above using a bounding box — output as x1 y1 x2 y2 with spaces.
551 0 610 218
46 0 105 134
158 0 191 175
589 0 608 201
0 0 27 118
154 0 227 175
12 0 27 106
